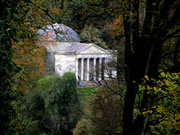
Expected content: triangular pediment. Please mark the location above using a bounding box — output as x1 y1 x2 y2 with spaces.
77 44 108 54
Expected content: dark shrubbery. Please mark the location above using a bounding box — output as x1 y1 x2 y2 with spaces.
11 73 80 135
74 82 124 135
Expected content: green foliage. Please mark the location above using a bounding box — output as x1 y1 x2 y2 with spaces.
60 72 78 110
77 87 98 109
0 0 22 134
60 0 122 31
139 72 180 134
10 95 40 135
80 25 108 48
1 0 60 131
78 87 97 98
77 0 122 29
74 84 124 135
61 72 77 90
37 75 61 92
60 0 86 32
12 73 80 134
159 38 180 73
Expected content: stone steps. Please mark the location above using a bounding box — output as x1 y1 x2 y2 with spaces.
77 80 101 88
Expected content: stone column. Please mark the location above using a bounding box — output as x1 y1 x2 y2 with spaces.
104 57 110 79
93 58 96 80
81 58 84 81
87 58 90 81
76 58 78 80
99 58 102 80
102 58 105 80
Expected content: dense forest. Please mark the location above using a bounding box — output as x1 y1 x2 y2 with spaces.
0 0 179 135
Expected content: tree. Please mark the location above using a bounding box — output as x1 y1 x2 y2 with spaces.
0 0 69 133
80 25 108 48
10 91 42 134
11 0 61 92
59 72 80 134
22 73 80 134
60 0 86 32
121 1 180 134
138 72 180 134
12 40 46 92
159 38 180 73
0 0 22 134
74 81 124 135
59 0 123 32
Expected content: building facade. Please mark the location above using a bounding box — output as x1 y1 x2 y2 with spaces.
42 42 115 81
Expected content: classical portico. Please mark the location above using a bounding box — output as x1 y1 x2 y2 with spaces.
76 57 106 81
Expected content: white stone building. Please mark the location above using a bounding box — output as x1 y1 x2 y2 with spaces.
38 23 116 81
42 42 115 81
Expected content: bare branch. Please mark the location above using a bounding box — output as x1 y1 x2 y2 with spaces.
29 0 56 22
163 29 180 42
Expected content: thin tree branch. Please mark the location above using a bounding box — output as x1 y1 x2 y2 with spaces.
163 29 180 42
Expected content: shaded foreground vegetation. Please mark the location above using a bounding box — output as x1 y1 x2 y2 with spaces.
74 74 180 135
10 73 80 135
9 73 180 135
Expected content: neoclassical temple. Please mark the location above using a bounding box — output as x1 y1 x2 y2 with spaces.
38 23 116 81
43 42 114 81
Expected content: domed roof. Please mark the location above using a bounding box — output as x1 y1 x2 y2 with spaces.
37 23 80 42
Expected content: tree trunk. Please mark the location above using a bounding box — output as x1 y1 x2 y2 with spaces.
121 0 179 134
123 51 148 134
122 82 138 135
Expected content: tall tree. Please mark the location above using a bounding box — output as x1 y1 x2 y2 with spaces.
12 41 46 92
11 0 63 92
122 0 180 134
60 0 122 32
0 0 58 133
0 0 21 134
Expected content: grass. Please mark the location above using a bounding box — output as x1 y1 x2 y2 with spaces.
77 87 98 105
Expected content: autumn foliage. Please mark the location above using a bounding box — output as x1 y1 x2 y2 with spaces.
12 40 46 92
